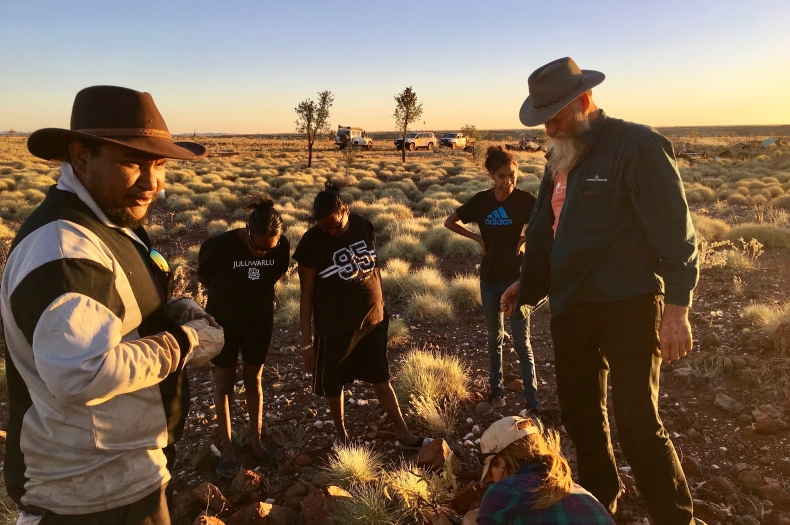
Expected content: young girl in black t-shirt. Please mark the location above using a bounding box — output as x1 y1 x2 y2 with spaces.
293 182 431 450
444 146 540 417
197 197 290 478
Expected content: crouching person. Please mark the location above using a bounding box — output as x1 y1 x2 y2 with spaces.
463 416 613 524
1 86 223 524
294 182 431 450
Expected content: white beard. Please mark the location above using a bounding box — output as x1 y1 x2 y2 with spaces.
547 113 590 176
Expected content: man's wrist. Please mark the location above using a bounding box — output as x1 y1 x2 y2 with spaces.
664 303 689 318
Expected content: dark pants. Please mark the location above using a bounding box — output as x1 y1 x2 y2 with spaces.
480 280 539 409
550 294 693 525
39 483 169 525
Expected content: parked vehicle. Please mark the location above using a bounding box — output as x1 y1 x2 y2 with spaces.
336 126 373 149
394 132 436 151
440 132 467 149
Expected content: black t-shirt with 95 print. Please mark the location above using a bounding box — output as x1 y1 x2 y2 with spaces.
455 188 536 283
292 212 384 336
197 230 290 324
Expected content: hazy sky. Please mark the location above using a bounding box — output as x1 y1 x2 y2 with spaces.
1 0 788 134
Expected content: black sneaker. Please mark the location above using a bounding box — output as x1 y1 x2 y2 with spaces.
475 393 506 414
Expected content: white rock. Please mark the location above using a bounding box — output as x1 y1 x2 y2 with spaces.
463 440 475 447
472 425 482 435
464 433 474 440
314 420 324 428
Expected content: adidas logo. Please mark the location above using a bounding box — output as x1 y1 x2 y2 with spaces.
485 207 513 226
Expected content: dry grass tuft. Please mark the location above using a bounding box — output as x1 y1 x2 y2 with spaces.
323 443 383 489
691 212 730 241
387 318 410 345
743 302 790 334
442 273 481 308
405 293 455 322
410 395 456 437
393 348 470 407
724 224 790 248
331 483 405 525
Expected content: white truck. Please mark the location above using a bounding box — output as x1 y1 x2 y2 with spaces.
335 126 373 150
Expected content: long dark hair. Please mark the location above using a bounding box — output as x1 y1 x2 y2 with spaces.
247 196 283 237
309 181 345 220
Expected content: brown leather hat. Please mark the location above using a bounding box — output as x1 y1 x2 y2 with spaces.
28 85 206 161
519 57 605 127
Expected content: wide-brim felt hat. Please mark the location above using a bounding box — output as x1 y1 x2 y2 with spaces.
28 85 206 161
519 57 605 127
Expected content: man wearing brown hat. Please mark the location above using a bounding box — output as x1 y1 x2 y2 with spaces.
0 86 223 524
501 58 700 524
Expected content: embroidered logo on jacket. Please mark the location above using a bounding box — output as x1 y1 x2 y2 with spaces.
248 267 260 280
485 207 513 226
319 241 376 282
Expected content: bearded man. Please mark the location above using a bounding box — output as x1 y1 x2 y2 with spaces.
501 58 701 525
1 86 223 524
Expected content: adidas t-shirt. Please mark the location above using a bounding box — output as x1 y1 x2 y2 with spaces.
197 230 291 325
292 212 384 336
455 188 536 283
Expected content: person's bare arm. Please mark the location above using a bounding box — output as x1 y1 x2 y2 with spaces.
444 211 485 255
298 264 317 370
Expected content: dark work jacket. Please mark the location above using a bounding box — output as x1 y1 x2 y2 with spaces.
516 111 699 318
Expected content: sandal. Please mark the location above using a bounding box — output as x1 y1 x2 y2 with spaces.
396 436 433 451
215 459 239 480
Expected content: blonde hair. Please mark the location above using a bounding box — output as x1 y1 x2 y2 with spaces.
493 420 574 509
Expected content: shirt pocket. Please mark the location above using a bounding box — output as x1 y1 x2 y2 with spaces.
579 178 614 231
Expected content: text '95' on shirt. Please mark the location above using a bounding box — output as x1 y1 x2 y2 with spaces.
292 213 384 336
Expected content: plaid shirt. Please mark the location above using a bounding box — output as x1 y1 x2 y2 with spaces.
477 464 614 524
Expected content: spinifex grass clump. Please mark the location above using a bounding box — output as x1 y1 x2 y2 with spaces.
743 301 790 336
331 484 406 525
394 348 469 403
393 348 470 435
442 273 482 309
405 293 455 323
387 318 410 345
323 443 383 489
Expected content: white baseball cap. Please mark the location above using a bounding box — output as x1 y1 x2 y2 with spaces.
479 416 540 482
